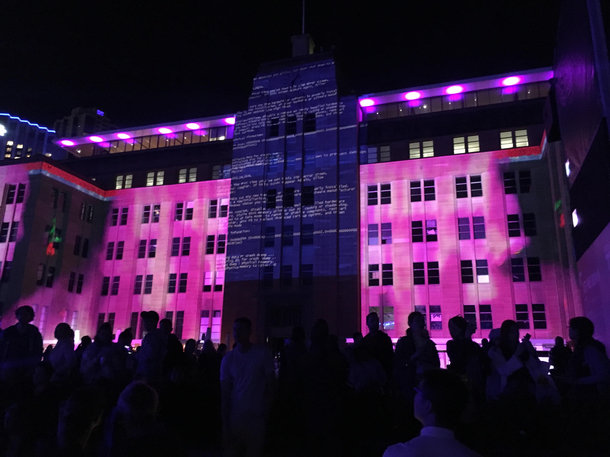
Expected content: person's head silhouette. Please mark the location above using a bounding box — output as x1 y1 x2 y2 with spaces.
414 369 469 430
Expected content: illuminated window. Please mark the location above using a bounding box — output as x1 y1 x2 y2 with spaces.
500 131 514 149
156 171 164 185
168 273 177 293
269 118 279 137
413 262 425 285
368 264 380 286
146 172 154 187
410 181 422 202
286 115 297 135
422 141 434 157
456 177 468 198
503 172 517 194
368 185 378 205
281 265 292 287
515 130 529 147
148 239 157 258
507 214 520 237
185 201 194 220
464 305 477 327
203 272 213 292
523 213 537 236
120 208 128 225
303 186 315 206
217 234 226 254
175 202 184 221
453 137 466 154
473 216 486 239
303 113 316 132
368 224 379 245
424 180 435 201
68 273 76 292
115 174 133 189
182 236 191 256
458 217 470 240
381 223 392 244
461 260 474 283
138 240 147 258
142 206 150 223
516 304 529 329
519 170 531 193
302 224 314 245
511 258 525 282
501 130 528 149
426 220 437 242
527 257 542 281
476 260 489 283
144 275 153 294
380 146 391 162
178 169 187 184
266 190 277 209
533 303 547 329
106 242 114 261
220 199 228 217
468 135 480 152
101 277 110 296
412 221 423 242
430 305 442 330
428 262 440 284
284 188 295 208
409 142 420 159
206 235 215 254
152 204 160 223
480 304 493 329
115 175 124 190
382 263 393 286
146 171 164 186
380 184 391 204
470 175 482 197
188 168 197 182
382 306 395 330
209 200 218 218
179 273 188 293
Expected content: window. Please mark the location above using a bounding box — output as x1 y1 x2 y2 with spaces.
219 200 228 217
0 261 10 283
73 236 82 256
217 234 226 254
515 130 529 147
87 205 94 222
96 313 105 332
453 137 466 155
178 168 196 184
188 168 197 182
470 175 482 197
43 266 54 288
453 135 480 154
519 170 531 193
413 262 425 285
511 258 525 282
409 141 434 159
120 208 128 225
116 241 124 260
507 214 520 237
206 235 215 254
458 217 470 240
516 303 530 329
269 118 279 137
168 273 177 293
101 277 110 296
523 213 537 236
179 273 188 293
182 237 191 256
368 224 379 245
134 275 143 294
171 237 180 256
301 224 314 245
138 240 147 258
111 276 120 295
212 164 231 180
106 242 115 261
175 203 184 221
115 174 133 189
286 115 297 135
82 239 89 258
142 206 150 224
382 263 393 286
76 274 84 294
379 146 391 162
382 306 395 330
209 200 218 218
284 188 295 207
282 226 293 246
264 227 275 248
426 220 437 242
6 185 16 204
146 171 164 186
504 172 517 194
473 217 486 239
81 202 87 221
464 305 477 327
527 257 542 281
60 192 68 212
381 223 392 244
215 271 224 291
424 180 435 201
203 272 213 292
178 168 187 184
380 184 391 204
500 131 513 149
480 304 493 329
428 262 440 284
262 266 274 288
303 113 316 132
368 185 378 205
533 303 547 329
174 311 185 339
476 260 489 283
430 305 442 330
501 130 529 149
51 188 58 208
461 260 474 283
266 190 277 209
412 221 423 242
410 181 421 202
9 222 18 242
302 186 314 206
414 305 427 327
148 239 157 258
0 223 8 243
456 177 468 198
36 264 45 286
144 275 153 294
281 265 292 287
185 202 194 220
130 312 139 336
301 264 313 286
368 264 380 286
16 184 25 204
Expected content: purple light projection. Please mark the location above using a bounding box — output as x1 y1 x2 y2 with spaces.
360 99 375 107
445 85 464 95
502 76 522 86
157 127 173 134
186 123 201 130
60 140 75 147
405 91 422 101
89 136 104 143
223 117 236 125
116 133 131 140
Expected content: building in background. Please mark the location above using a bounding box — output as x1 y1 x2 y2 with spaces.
53 107 116 139
0 113 65 160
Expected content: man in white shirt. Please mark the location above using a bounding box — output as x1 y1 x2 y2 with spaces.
221 317 275 457
384 369 482 457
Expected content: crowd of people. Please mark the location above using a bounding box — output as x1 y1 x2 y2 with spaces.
0 305 608 456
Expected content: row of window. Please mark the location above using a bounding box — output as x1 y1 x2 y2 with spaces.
268 113 317 137
99 310 190 340
367 176 482 205
111 200 229 227
266 187 314 209
0 222 18 243
261 264 314 288
263 225 314 247
115 164 231 190
5 184 26 204
101 272 225 296
132 235 226 259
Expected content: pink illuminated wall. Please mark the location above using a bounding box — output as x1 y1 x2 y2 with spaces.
360 145 572 342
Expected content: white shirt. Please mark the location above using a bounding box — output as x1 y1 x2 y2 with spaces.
220 344 275 422
383 426 482 457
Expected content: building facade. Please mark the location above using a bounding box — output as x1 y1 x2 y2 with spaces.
0 113 64 160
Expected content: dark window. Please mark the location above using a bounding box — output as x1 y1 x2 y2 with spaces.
464 305 477 327
138 240 147 258
217 235 226 254
220 203 228 218
206 235 215 254
142 206 150 223
368 185 378 205
51 188 58 208
301 224 314 245
368 264 380 286
76 274 84 294
0 223 9 243
476 260 489 282
106 242 115 261
116 241 124 260
108 313 116 333
303 113 316 132
185 203 193 220
175 203 184 221
300 264 313 286
120 208 128 225
286 115 297 135
284 188 295 207
519 170 531 193
6 185 16 204
262 266 274 288
165 311 173 322
68 272 76 292
101 277 110 296
473 217 486 239
87 205 94 222
523 213 537 236
179 273 188 293
175 311 184 339
111 208 119 226
533 303 547 329
131 312 139 336
282 226 293 246
97 313 105 332
381 223 392 244
507 215 520 237
16 184 25 204
480 304 493 329
209 200 218 218
9 222 18 242
302 186 314 206
430 305 442 330
36 263 45 286
504 172 517 194
81 202 86 220
45 266 55 287
182 237 191 256
426 220 437 242
412 221 423 242
458 217 470 240
511 258 525 282
73 236 81 256
516 303 530 329
424 180 435 201
148 239 157 258
461 260 474 283
413 262 425 285
168 273 177 293
144 275 153 294
470 175 483 197
264 227 275 248
60 192 68 212
81 239 89 258
281 265 292 287
380 184 391 204
410 181 422 202
382 263 393 286
134 275 143 294
527 257 542 281
428 262 440 284
269 118 279 137
152 205 160 223
368 224 379 245
111 276 120 295
0 261 10 282
266 190 277 209
456 177 468 198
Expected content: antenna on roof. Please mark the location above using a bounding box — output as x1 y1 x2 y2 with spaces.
302 0 305 34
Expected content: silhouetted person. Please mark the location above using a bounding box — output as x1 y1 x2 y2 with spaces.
57 387 105 457
49 323 77 385
135 311 167 386
281 326 308 385
221 317 275 457
75 336 92 365
550 336 571 378
159 318 183 377
348 343 387 392
80 323 114 385
217 343 228 358
363 312 394 379
383 369 482 457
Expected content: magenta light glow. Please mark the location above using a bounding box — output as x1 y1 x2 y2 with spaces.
408 100 422 108
502 76 521 86
89 136 104 143
404 91 422 101
445 85 464 95
223 117 236 125
359 99 375 107
157 127 173 134
60 140 75 147
116 133 131 140
186 123 201 130
447 94 462 102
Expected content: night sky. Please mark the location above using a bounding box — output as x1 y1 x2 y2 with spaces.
1 0 561 129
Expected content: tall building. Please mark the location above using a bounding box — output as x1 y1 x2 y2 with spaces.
0 35 588 347
0 113 64 160
53 107 116 139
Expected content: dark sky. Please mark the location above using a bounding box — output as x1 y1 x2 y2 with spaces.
1 0 561 129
